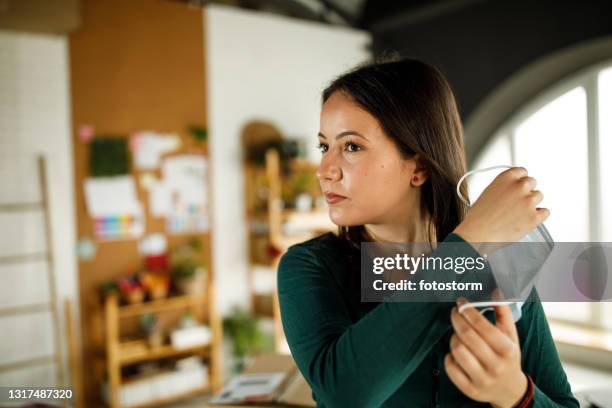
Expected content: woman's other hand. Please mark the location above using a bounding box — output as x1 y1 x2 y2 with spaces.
454 166 549 243
445 299 528 408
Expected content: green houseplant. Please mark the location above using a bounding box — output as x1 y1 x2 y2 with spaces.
223 307 273 373
170 238 207 296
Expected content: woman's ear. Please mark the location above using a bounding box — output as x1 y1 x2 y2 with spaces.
409 154 429 187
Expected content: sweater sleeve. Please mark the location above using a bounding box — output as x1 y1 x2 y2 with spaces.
516 290 579 407
277 233 478 407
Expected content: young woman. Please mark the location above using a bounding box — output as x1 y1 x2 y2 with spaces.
277 57 578 407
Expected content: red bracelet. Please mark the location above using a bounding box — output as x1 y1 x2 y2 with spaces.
514 375 535 408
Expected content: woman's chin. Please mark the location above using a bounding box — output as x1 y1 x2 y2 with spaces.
328 210 364 227
328 209 345 225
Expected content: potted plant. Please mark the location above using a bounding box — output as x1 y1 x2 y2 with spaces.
172 263 206 296
281 168 320 209
246 139 300 176
170 238 207 296
140 313 164 348
223 307 273 373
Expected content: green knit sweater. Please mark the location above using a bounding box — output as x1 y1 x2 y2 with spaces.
277 232 579 407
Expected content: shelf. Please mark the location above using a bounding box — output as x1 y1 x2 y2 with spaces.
119 342 211 366
118 295 206 318
125 384 210 408
244 149 333 356
104 289 223 407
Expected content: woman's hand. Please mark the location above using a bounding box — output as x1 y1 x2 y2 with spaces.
454 166 549 243
445 299 528 408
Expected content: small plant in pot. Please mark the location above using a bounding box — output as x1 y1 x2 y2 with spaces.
172 262 206 296
170 238 207 297
140 313 164 348
223 307 273 374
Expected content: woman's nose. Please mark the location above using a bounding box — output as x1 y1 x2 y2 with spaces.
316 155 342 181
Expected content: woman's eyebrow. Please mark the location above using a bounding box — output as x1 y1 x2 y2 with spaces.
318 131 368 140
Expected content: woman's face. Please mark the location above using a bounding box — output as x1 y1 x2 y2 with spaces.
316 91 425 227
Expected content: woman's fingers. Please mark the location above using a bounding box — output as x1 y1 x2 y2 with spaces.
494 304 519 343
444 353 475 397
528 189 544 205
447 298 526 405
504 166 528 180
450 307 498 370
518 175 537 192
454 303 515 356
489 289 520 343
536 206 551 222
454 166 550 242
449 334 488 384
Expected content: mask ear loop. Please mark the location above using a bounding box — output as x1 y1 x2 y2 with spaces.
455 164 513 207
455 165 515 316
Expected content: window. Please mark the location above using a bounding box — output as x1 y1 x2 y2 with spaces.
599 67 612 242
599 67 612 329
471 61 612 328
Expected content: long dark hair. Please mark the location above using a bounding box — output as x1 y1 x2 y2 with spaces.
322 55 469 245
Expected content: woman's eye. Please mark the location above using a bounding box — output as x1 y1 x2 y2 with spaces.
345 142 362 152
317 141 362 154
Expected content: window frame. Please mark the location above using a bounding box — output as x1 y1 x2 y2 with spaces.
472 58 612 330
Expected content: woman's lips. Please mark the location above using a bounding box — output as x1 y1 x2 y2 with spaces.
325 192 347 204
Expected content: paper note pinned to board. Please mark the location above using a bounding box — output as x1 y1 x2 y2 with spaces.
148 154 209 233
84 176 144 240
131 131 181 170
139 172 158 191
92 206 145 241
149 181 171 217
162 154 208 206
84 176 140 217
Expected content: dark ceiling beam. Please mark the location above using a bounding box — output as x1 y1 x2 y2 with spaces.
316 0 360 27
368 0 487 33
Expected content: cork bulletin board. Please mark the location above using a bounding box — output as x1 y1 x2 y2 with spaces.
68 0 212 403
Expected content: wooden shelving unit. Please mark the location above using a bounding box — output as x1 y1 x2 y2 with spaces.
264 149 336 350
117 295 206 318
118 344 210 366
264 149 336 253
103 292 222 408
242 136 335 351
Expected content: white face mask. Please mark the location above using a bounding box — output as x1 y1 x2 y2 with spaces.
454 165 555 322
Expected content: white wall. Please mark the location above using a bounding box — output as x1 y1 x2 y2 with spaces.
0 31 77 387
204 5 371 314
